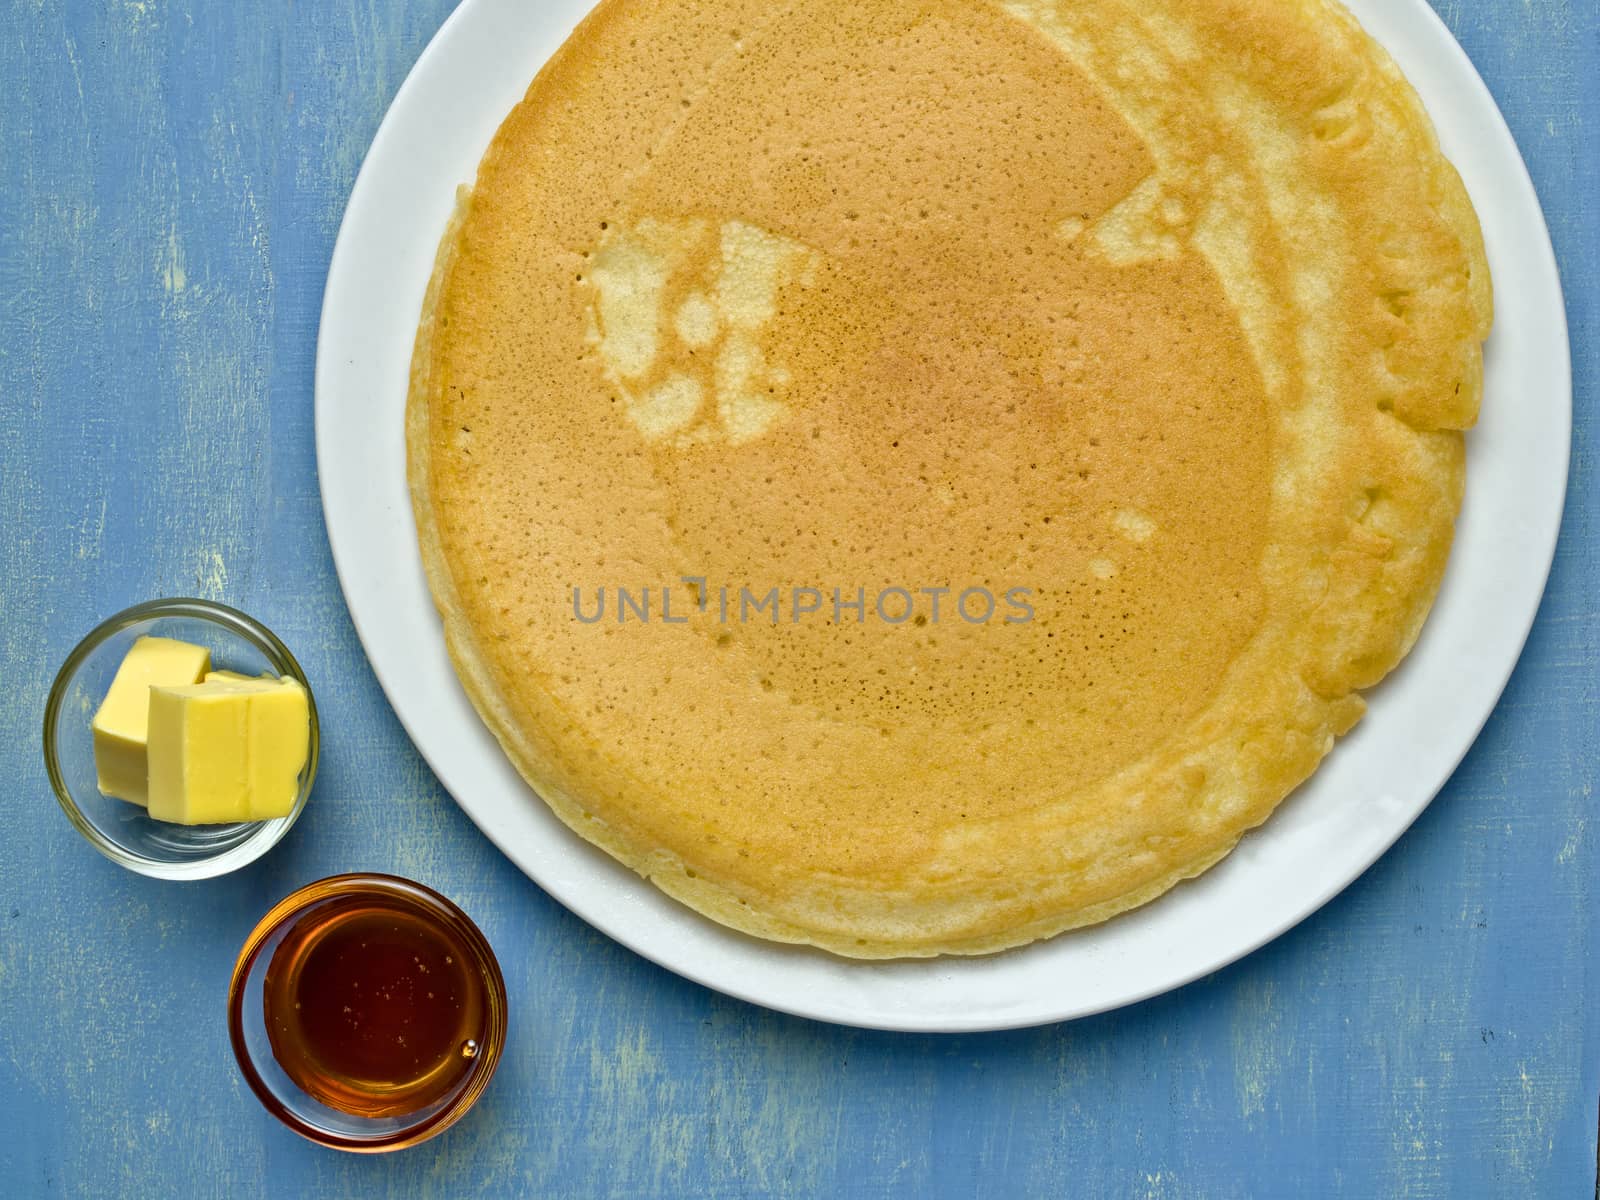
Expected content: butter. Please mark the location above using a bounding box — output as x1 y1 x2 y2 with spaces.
205 669 271 684
146 677 310 825
92 636 212 805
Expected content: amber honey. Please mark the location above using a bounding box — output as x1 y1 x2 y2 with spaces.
262 891 491 1119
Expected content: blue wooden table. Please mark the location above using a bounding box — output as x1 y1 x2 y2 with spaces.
1 1 1594 1195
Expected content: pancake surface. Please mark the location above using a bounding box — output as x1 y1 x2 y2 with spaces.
408 0 1491 956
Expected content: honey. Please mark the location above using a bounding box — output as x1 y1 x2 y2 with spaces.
262 891 491 1119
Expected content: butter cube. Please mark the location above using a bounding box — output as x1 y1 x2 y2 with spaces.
204 669 272 685
147 677 310 825
238 679 311 820
92 636 212 805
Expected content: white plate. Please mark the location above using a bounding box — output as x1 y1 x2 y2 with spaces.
316 0 1571 1031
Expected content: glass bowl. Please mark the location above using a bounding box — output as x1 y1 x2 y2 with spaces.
227 874 508 1152
42 598 319 879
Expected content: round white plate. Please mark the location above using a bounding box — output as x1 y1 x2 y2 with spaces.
316 0 1571 1031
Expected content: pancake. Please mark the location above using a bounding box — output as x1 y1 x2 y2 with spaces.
407 0 1491 957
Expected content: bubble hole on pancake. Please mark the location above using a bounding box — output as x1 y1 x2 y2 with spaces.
407 0 1491 957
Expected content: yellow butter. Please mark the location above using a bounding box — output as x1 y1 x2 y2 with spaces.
146 677 309 825
239 679 311 820
204 669 269 684
91 636 212 805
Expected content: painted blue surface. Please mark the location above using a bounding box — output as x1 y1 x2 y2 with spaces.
0 1 1594 1195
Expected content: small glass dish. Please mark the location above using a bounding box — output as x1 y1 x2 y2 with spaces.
227 874 507 1152
43 597 318 879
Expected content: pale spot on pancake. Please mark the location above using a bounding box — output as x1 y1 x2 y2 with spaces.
1088 175 1186 263
715 332 785 442
589 228 672 378
714 331 762 397
717 220 815 329
631 373 704 439
1089 557 1119 580
587 216 816 444
675 291 719 348
1056 216 1087 243
720 392 786 444
1141 9 1201 61
1114 508 1158 542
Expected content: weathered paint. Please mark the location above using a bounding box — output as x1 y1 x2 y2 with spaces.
0 1 1594 1196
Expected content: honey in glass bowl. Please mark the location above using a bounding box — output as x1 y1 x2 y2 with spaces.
263 893 489 1118
229 874 506 1151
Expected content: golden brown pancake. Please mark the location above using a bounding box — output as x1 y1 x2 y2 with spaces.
408 0 1491 956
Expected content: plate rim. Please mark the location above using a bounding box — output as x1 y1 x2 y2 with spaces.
315 0 1573 1031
